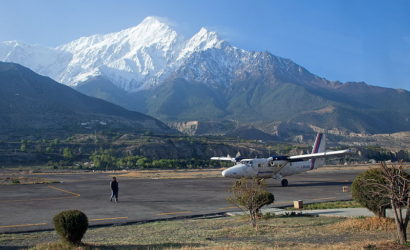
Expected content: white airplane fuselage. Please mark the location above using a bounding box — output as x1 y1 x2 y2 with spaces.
213 133 352 186
221 158 314 180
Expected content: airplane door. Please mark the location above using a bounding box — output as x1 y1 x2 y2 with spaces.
266 161 288 176
256 162 275 178
247 161 258 176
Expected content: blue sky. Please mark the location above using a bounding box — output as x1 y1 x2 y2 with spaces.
0 0 409 90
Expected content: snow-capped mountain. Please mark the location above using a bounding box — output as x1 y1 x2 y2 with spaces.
56 16 186 90
2 16 410 136
0 40 72 81
1 16 276 92
0 16 318 92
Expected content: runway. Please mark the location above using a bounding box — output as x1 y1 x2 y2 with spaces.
0 168 360 233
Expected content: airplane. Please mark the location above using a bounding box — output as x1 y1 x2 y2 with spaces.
211 133 352 186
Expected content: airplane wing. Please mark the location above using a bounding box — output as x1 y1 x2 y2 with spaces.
210 156 236 162
287 149 352 161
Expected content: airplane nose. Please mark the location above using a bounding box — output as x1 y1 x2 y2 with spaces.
222 166 241 178
222 168 235 177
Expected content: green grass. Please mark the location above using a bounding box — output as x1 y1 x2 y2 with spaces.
0 215 397 250
287 200 362 210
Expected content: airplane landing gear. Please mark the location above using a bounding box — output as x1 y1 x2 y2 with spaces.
281 179 288 187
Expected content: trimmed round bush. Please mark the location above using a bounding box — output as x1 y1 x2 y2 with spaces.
351 168 389 217
256 191 275 208
53 210 88 245
255 191 274 216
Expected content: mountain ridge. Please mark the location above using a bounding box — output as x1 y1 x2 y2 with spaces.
1 16 409 137
0 16 238 91
0 62 173 138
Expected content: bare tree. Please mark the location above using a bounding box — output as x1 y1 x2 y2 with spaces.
227 178 274 228
367 162 410 244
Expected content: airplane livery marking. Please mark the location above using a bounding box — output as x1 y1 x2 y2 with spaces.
310 132 323 170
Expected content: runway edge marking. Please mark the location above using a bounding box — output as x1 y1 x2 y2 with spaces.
47 185 81 197
89 217 128 221
1 185 80 203
1 196 76 203
0 222 47 229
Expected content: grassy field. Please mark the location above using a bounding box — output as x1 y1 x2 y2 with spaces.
0 214 403 249
286 200 362 210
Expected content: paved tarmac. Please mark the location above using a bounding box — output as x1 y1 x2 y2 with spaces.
0 168 361 233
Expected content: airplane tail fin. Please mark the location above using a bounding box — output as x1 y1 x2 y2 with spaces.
310 133 326 169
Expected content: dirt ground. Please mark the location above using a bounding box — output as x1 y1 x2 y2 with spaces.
1 163 408 182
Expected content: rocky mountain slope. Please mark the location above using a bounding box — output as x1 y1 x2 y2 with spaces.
0 62 173 138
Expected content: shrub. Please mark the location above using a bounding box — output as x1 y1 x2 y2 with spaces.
53 210 88 245
351 168 389 217
255 191 275 212
228 178 274 228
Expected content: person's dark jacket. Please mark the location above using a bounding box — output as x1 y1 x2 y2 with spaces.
111 180 119 192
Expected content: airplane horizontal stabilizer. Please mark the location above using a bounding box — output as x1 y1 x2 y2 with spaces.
210 157 235 161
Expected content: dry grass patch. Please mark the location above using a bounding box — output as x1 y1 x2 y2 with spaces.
31 241 87 250
329 217 395 232
363 241 410 250
1 215 403 249
0 175 57 184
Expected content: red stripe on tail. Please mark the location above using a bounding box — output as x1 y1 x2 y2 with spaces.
310 133 323 170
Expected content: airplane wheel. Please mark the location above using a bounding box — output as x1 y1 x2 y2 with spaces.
281 179 288 187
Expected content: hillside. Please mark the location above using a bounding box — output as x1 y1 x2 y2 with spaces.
0 62 173 138
77 75 410 137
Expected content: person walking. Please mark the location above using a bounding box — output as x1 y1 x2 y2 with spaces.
110 176 119 203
